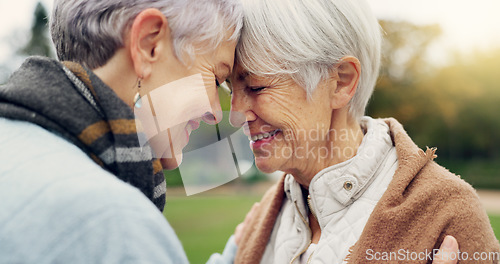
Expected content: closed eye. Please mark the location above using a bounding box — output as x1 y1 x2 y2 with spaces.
249 86 266 92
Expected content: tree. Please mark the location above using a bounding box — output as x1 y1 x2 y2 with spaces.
368 20 500 161
19 2 53 57
367 20 443 145
378 20 442 82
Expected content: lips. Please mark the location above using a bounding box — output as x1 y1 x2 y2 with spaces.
187 120 200 131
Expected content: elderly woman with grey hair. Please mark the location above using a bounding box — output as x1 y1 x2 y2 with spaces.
228 0 499 263
0 0 242 263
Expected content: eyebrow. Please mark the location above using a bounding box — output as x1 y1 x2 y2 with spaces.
237 71 249 81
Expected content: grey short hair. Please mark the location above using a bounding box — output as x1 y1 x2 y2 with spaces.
50 0 243 69
236 0 381 120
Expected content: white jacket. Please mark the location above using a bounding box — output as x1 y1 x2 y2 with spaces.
260 117 399 264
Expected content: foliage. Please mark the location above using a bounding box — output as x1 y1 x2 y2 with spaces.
378 20 442 82
368 20 500 186
19 2 53 58
1 2 54 84
438 158 500 190
367 20 443 126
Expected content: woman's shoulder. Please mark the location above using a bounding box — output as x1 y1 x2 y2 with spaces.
0 117 158 216
415 160 479 201
0 119 185 263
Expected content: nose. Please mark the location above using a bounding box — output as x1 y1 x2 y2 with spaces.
229 90 256 128
229 110 247 128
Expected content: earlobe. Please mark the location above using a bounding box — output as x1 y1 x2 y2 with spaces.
127 8 170 79
330 56 361 109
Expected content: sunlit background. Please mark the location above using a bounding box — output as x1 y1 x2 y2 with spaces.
1 1 500 263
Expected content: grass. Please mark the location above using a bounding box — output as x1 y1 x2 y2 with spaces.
165 194 500 264
164 194 261 264
489 215 500 239
437 158 500 190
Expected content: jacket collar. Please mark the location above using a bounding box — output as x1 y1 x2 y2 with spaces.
284 117 394 217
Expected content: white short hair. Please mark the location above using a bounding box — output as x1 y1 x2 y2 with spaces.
51 0 243 69
236 0 381 120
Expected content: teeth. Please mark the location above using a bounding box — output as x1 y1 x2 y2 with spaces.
250 129 280 142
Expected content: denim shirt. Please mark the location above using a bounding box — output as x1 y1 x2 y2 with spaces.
0 118 236 264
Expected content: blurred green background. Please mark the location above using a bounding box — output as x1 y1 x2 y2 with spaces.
2 2 500 263
164 194 261 263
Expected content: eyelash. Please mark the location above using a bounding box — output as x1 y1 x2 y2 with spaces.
249 87 266 92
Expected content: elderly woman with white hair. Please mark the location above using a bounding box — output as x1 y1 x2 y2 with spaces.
0 0 242 263
228 0 499 263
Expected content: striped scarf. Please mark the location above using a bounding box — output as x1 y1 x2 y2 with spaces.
0 56 166 211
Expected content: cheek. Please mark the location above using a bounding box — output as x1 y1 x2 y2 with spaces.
254 94 275 117
256 92 301 123
160 153 183 170
265 106 305 148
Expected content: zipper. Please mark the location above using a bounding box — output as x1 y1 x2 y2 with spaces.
290 201 312 264
307 194 317 220
306 251 315 264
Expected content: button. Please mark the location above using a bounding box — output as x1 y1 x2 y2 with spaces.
343 181 353 191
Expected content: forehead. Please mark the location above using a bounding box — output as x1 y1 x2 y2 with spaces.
231 63 279 85
230 62 250 81
213 40 237 68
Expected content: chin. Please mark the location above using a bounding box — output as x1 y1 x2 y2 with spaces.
160 153 183 170
254 157 279 174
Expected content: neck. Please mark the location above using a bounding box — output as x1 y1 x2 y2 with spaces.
291 110 364 189
92 49 137 108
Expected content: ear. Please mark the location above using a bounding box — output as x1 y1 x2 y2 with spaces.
127 8 170 79
329 56 361 109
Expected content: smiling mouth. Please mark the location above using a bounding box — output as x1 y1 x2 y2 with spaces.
249 129 281 143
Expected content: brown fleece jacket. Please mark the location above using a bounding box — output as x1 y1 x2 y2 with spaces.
235 118 500 264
